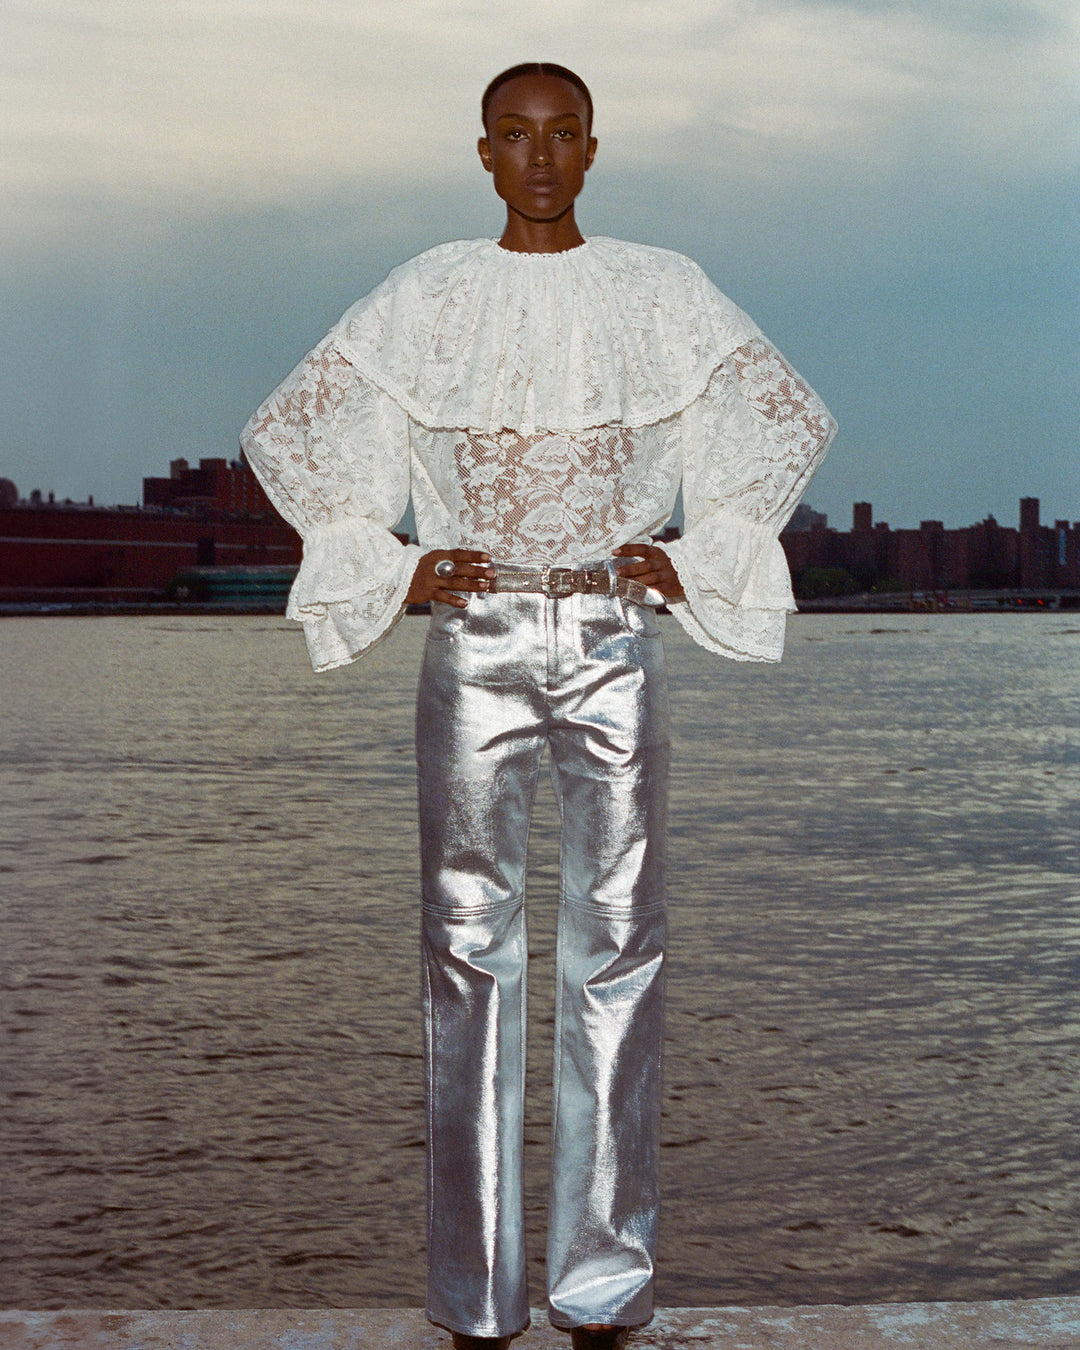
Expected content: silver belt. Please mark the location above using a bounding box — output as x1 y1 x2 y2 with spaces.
489 565 664 608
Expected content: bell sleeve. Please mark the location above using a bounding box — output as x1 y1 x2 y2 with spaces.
657 336 837 662
240 334 424 672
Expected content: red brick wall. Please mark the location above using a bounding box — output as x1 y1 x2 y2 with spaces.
0 507 300 596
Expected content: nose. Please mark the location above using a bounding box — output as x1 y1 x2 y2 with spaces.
530 138 551 165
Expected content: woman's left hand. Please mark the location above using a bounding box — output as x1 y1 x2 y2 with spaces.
612 543 685 600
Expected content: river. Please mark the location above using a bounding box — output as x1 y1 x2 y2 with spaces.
2 611 1079 1308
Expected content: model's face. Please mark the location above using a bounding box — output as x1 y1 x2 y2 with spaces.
478 74 596 225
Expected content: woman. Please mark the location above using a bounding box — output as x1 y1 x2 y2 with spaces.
241 62 835 1350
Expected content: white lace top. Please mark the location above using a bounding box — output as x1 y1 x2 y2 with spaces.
240 237 836 672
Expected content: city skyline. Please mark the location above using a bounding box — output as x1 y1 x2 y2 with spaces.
2 1 1077 528
3 449 1075 538
4 453 1074 605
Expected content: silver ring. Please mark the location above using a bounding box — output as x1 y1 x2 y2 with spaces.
434 558 456 579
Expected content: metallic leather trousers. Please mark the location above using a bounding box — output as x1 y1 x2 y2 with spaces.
416 576 670 1338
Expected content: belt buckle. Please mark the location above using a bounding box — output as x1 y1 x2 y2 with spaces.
543 566 576 598
585 566 614 597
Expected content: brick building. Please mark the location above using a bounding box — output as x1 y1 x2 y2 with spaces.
4 451 1076 607
0 458 301 604
142 456 275 518
781 498 1079 595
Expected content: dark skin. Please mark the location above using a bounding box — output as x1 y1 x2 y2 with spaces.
406 72 684 608
422 77 678 1342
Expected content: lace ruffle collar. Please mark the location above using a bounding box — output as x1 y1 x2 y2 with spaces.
331 237 761 434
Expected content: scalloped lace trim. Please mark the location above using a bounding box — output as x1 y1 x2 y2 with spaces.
332 237 763 434
241 245 836 671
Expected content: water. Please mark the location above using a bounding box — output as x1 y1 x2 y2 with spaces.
2 612 1079 1309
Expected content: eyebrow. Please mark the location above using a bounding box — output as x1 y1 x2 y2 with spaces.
493 111 582 125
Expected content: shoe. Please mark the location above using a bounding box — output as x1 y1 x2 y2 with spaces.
570 1326 631 1350
451 1334 514 1350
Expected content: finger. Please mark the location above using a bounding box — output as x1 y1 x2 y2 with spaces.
614 558 656 578
439 564 494 586
615 560 679 591
437 577 489 594
435 558 495 583
614 544 665 564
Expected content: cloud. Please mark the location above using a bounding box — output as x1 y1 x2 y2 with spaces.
2 0 1076 250
598 0 1079 180
1 1 1076 529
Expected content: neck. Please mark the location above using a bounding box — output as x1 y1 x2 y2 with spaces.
497 207 586 254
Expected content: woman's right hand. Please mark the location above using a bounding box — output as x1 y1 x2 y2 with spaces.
407 549 495 608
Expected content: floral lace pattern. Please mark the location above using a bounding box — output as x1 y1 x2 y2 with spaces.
732 339 837 484
242 336 401 531
240 240 836 671
242 337 423 670
331 237 763 435
658 349 835 661
453 424 680 564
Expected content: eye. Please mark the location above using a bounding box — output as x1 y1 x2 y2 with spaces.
504 128 526 141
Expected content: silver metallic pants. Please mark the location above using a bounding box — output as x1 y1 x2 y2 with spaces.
416 575 670 1337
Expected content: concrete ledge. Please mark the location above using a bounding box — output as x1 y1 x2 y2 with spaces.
3 1301 1080 1349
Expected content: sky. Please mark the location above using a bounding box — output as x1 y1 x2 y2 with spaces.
2 0 1077 532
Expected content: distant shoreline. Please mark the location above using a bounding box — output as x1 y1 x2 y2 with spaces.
0 602 296 618
1 597 1074 619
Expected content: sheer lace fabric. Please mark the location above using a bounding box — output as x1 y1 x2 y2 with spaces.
239 337 424 668
241 239 836 671
658 343 836 660
449 424 681 564
330 237 766 435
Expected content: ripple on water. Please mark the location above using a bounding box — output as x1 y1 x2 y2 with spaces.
2 612 1080 1307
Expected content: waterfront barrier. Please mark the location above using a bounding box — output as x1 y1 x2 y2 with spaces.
3 1299 1080 1348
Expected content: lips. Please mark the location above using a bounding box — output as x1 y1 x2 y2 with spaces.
526 174 558 189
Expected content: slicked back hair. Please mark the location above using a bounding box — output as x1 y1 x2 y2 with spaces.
481 63 594 134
